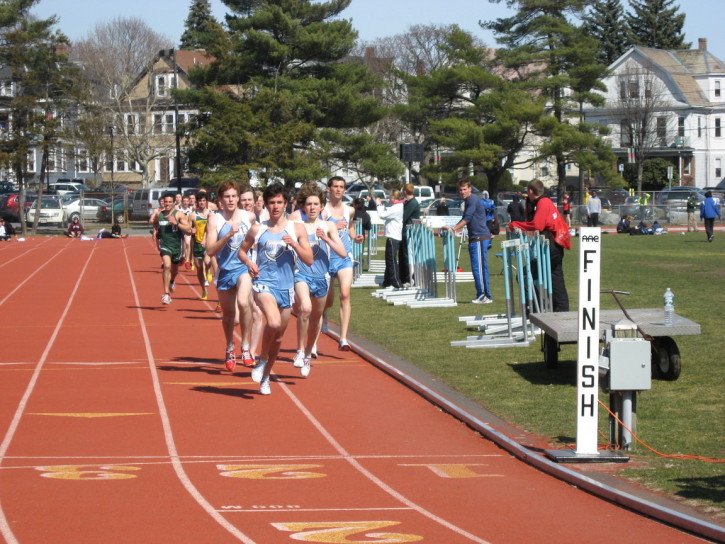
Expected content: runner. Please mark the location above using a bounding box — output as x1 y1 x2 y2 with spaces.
190 191 213 300
289 182 347 377
205 181 257 371
238 183 313 395
322 176 364 351
179 194 194 269
239 184 264 362
152 191 192 305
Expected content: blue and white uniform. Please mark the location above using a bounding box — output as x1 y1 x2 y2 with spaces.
216 212 252 291
324 203 353 276
252 221 297 308
294 221 331 299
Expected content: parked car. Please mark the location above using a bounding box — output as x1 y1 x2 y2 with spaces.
131 187 175 219
63 197 108 223
412 185 435 204
421 198 463 216
346 183 385 198
97 196 132 222
655 187 705 208
48 181 93 196
25 196 65 226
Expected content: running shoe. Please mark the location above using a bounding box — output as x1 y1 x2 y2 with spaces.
204 280 209 287
207 271 213 283
224 349 236 372
293 350 305 368
310 344 318 359
215 302 221 312
161 293 172 305
300 356 311 378
251 359 267 383
169 281 176 292
191 263 196 271
338 339 351 351
201 289 208 301
241 349 255 367
321 315 329 333
259 376 271 395
184 261 190 270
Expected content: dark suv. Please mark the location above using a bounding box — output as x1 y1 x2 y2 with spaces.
656 187 705 208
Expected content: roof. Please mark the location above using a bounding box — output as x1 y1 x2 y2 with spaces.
173 49 214 75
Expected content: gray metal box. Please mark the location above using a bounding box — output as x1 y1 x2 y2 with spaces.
609 339 652 391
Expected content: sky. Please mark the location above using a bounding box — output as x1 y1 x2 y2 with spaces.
31 0 725 58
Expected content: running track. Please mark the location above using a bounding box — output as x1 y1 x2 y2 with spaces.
0 237 714 543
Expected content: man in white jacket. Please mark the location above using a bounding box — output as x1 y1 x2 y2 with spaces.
376 189 404 289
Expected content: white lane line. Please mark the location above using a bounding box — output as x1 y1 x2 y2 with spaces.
279 382 494 544
217 507 415 514
0 241 69 307
0 242 98 544
123 241 257 544
0 237 54 270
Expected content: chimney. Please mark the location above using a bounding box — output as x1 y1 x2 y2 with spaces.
699 38 707 51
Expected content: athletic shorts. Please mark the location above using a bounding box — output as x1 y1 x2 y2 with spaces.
253 283 294 309
160 248 183 265
328 254 354 277
217 266 248 291
193 243 206 259
295 273 331 299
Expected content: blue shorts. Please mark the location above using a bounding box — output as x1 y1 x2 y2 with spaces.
295 273 331 299
253 283 295 309
328 254 353 277
217 266 248 291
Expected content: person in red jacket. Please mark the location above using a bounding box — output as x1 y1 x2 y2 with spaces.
508 179 569 312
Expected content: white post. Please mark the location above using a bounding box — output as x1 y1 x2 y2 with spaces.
576 227 601 455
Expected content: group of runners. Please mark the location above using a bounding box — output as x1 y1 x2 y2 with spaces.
150 176 361 395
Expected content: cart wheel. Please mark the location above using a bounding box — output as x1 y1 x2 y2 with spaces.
652 337 681 381
543 333 559 369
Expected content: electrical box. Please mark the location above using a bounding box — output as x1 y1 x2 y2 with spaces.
608 338 651 391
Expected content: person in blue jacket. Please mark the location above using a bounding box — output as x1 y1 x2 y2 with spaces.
700 191 721 242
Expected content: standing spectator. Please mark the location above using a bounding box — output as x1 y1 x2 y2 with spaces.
507 193 526 223
66 216 84 238
399 183 420 287
352 197 372 235
586 191 602 227
377 189 404 289
700 191 721 242
436 198 450 216
0 217 16 241
509 179 569 312
561 193 572 227
686 192 699 232
447 179 493 304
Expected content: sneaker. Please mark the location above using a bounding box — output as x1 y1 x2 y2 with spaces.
310 344 318 358
251 359 267 383
301 356 311 377
338 339 351 352
259 376 271 395
207 271 213 283
184 261 190 270
472 295 493 304
169 281 176 293
201 289 208 301
161 293 172 305
321 315 329 333
191 263 196 271
293 350 305 368
241 349 255 367
224 349 236 372
215 302 221 312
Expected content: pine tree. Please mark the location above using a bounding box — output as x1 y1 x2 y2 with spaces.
179 0 226 52
583 0 630 65
626 0 691 50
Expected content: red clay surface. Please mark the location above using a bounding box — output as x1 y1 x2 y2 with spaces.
0 237 712 543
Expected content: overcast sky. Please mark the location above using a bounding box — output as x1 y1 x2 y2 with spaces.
31 0 725 57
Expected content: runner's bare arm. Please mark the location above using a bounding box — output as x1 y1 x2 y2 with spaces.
319 222 347 258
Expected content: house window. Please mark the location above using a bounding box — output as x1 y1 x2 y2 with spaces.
683 157 691 175
716 159 722 179
716 118 722 138
657 117 667 139
116 151 126 172
154 114 163 135
619 81 626 100
26 150 36 173
126 114 135 135
716 81 721 98
47 148 57 172
105 152 113 172
165 114 174 134
678 117 685 138
628 80 639 99
698 117 702 138
76 149 89 173
540 165 550 177
156 75 167 97
620 120 632 146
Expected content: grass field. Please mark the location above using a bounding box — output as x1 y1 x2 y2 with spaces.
340 230 724 517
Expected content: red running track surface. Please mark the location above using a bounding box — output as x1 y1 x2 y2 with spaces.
0 237 709 543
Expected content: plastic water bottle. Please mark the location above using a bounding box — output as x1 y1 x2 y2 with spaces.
663 288 674 326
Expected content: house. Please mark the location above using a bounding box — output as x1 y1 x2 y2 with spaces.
584 38 725 188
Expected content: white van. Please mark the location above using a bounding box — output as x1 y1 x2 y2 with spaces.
49 180 92 196
131 187 175 219
413 185 434 203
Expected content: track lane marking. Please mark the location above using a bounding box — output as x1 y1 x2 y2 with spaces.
0 240 70 306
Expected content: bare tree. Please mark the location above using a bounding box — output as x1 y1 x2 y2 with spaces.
71 17 174 186
607 62 673 192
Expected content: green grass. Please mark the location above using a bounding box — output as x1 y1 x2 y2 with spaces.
337 231 725 515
